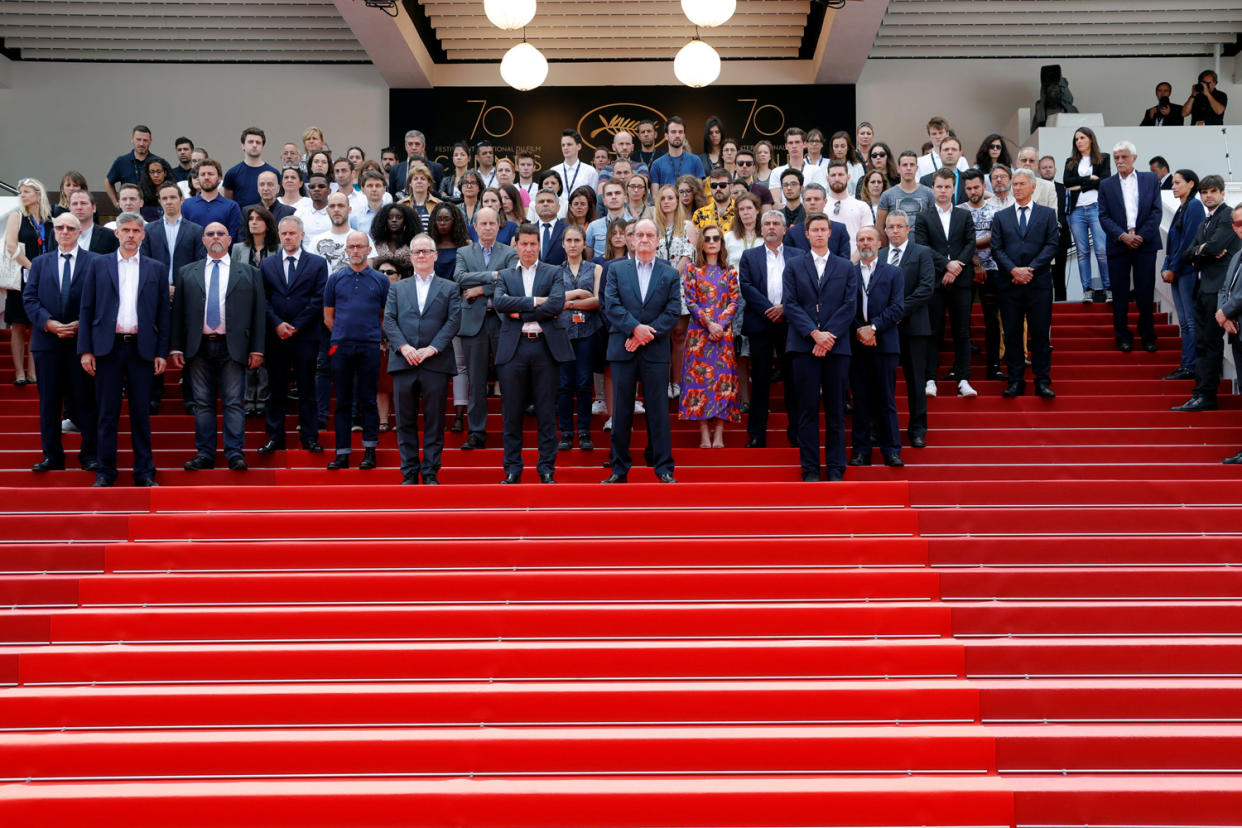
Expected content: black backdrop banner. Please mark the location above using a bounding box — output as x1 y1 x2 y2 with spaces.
389 85 855 173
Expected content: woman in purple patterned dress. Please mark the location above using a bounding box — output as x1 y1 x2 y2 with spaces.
679 228 740 448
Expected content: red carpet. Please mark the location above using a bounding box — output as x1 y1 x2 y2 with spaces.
1 303 1241 826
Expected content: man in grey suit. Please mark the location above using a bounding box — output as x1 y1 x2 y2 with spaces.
169 221 266 471
493 224 573 484
1218 204 1242 464
454 207 519 449
384 234 462 485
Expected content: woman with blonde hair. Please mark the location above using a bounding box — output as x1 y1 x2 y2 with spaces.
3 177 52 385
654 183 696 398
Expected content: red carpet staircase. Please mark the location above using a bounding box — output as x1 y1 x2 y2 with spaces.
1 303 1241 826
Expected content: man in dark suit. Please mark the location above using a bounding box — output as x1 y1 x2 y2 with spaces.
1098 140 1165 352
384 233 462 485
77 212 170 487
494 224 573 484
1217 207 1242 462
1149 156 1174 190
1140 83 1185 126
784 186 850 258
848 226 905 467
252 170 295 223
991 169 1061 399
169 222 266 472
140 181 206 415
739 210 806 448
601 218 682 483
68 191 118 256
915 168 977 396
23 213 100 472
533 189 567 266
387 130 444 198
881 210 936 448
917 137 968 205
1173 177 1240 412
1039 155 1072 302
454 207 519 449
783 212 858 482
257 215 328 454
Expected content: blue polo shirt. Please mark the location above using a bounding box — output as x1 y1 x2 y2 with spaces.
324 266 390 344
181 193 243 240
648 152 706 188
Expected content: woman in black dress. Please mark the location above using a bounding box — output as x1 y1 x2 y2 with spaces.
3 177 52 385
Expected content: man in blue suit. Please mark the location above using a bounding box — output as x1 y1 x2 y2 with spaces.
78 212 170 487
848 226 905 467
601 218 682 483
494 224 573 484
533 189 568 266
783 212 859 482
23 214 100 472
258 215 328 454
991 169 1061 399
1098 140 1164 351
738 209 806 448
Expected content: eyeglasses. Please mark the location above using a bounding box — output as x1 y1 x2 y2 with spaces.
807 138 823 144
203 231 229 237
736 159 753 166
411 249 436 255
678 189 693 195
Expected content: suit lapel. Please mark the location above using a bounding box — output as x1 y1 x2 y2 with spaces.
224 261 243 299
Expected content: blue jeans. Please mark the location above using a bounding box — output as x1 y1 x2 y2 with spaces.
1171 270 1198 371
1068 203 1110 291
188 338 247 459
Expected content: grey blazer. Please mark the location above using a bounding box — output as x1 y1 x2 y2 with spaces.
170 258 266 364
383 275 461 375
453 241 519 336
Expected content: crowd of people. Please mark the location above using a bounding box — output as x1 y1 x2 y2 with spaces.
5 104 1242 486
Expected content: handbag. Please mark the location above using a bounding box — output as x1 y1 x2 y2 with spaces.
0 242 22 291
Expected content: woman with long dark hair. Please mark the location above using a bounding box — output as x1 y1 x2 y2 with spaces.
57 171 89 211
697 116 725 172
456 170 484 225
232 205 279 267
278 166 308 212
859 142 898 192
975 134 1013 188
371 202 422 261
438 142 472 204
139 158 174 222
429 200 471 433
565 185 598 231
1064 126 1112 303
556 224 604 451
1160 169 1206 379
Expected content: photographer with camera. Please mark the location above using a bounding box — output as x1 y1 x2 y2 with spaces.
1140 82 1184 127
1182 70 1228 126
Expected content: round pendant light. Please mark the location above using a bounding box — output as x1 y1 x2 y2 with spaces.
680 0 736 28
500 41 549 91
484 0 536 30
674 39 721 88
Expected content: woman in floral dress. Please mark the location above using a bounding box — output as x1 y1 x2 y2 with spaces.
679 228 740 448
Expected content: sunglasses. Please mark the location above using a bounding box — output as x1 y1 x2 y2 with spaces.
203 231 229 237
379 268 399 275
710 182 729 190
736 159 754 165
703 235 722 242
990 144 1003 150
870 152 887 159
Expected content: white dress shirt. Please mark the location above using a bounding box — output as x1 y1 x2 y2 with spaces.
414 271 434 313
295 201 332 238
550 161 598 202
916 151 970 179
115 252 141 334
812 252 829 280
765 244 786 305
937 204 954 238
520 263 542 333
859 260 875 321
636 257 655 302
78 223 95 252
202 255 230 335
281 249 301 285
1119 170 1140 229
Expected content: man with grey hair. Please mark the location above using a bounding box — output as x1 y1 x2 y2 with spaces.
388 129 444 199
1098 140 1164 351
881 209 935 447
739 208 806 448
1015 146 1059 211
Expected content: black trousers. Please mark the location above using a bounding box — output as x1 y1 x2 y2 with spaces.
1108 249 1158 346
498 335 560 476
926 284 973 380
330 342 380 454
94 339 155 483
850 345 899 454
1052 224 1071 302
899 332 929 439
999 284 1053 384
976 272 1001 371
747 322 795 443
1192 288 1226 401
791 351 849 475
33 338 97 465
265 333 320 447
393 368 449 480
610 356 674 478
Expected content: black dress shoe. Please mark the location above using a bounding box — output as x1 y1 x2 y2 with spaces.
401 475 419 485
303 441 324 453
940 370 962 382
183 455 215 471
1162 368 1196 381
228 455 248 472
92 477 114 487
422 474 440 485
32 458 65 472
801 471 821 482
501 472 521 484
133 478 159 487
909 434 926 449
1222 450 1242 465
1142 341 1158 353
987 369 1008 382
524 404 536 417
1002 381 1025 398
557 434 573 451
883 452 905 467
847 453 871 466
539 473 556 484
148 401 161 415
1117 341 1133 353
358 447 378 470
257 440 284 455
327 454 350 470
744 437 766 448
578 434 594 451
1035 382 1056 399
461 435 486 450
601 473 628 484
80 460 100 472
825 468 845 482
787 434 800 448
656 473 677 483
1171 396 1218 412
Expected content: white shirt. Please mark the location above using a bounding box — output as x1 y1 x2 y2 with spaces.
414 271 434 313
115 252 141 334
770 162 827 207
1119 170 1140 229
916 151 970 179
1076 157 1099 207
1032 176 1058 211
202 255 230 335
520 263 542 333
477 167 499 189
56 248 79 299
78 223 95 252
812 252 829 280
294 201 332 238
1015 202 1033 233
937 203 955 238
987 193 1015 211
826 194 871 256
859 260 875 321
724 231 761 269
550 160 598 202
159 216 183 283
765 244 786 305
635 257 655 302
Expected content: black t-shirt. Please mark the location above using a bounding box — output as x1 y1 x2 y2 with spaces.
1190 88 1227 125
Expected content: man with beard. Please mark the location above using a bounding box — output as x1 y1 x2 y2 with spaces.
648 117 705 192
181 159 242 239
961 170 1004 381
311 192 368 273
848 225 905 467
824 161 872 257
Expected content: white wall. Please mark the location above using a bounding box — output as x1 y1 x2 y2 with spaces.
856 57 1239 160
0 62 389 195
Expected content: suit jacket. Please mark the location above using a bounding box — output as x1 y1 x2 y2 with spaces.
1098 171 1164 254
1164 198 1207 278
250 201 295 224
453 241 519 337
77 253 170 362
990 202 1060 291
1140 107 1184 127
1063 156 1112 213
1218 249 1242 323
82 225 119 256
602 258 682 363
1053 181 1069 227
880 242 936 338
784 220 850 259
383 274 461 374
738 244 806 336
853 260 904 355
24 249 100 352
171 258 266 364
1160 174 1175 191
919 171 968 205
493 261 573 364
536 219 568 266
782 252 859 356
259 250 328 341
914 206 976 287
1192 203 1242 292
140 217 205 284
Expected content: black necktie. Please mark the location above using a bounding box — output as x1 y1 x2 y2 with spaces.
60 254 73 315
542 223 551 256
286 256 296 285
1019 206 1028 236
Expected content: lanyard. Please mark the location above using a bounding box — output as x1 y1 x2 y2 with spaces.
563 162 581 192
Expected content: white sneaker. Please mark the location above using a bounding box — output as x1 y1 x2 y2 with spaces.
957 379 978 398
603 417 613 432
634 400 646 414
925 380 937 397
668 383 680 399
61 418 79 433
591 399 606 415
